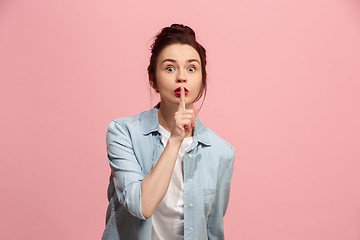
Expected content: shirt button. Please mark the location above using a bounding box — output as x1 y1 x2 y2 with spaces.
188 154 192 158
189 203 193 207
189 227 193 231
187 178 192 183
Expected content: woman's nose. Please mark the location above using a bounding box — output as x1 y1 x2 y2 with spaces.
176 78 187 83
176 69 187 83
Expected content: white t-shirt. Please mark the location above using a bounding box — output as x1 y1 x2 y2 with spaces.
151 125 193 240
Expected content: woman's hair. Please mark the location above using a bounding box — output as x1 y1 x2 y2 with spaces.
147 24 207 103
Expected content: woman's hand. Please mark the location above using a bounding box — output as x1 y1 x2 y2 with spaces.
170 86 195 143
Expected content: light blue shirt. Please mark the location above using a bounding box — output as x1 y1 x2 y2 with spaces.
102 104 235 240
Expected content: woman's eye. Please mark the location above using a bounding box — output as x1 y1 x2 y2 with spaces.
166 66 175 72
188 66 196 72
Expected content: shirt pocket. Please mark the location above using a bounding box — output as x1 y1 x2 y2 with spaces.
204 188 216 219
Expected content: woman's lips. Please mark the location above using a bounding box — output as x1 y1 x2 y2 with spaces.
174 87 189 96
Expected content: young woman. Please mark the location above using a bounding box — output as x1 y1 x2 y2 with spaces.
102 24 235 240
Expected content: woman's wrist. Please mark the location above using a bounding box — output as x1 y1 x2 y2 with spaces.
168 135 183 147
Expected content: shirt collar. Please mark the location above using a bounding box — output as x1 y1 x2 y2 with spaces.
141 102 211 146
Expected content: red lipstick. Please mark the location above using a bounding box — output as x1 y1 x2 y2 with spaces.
174 87 189 96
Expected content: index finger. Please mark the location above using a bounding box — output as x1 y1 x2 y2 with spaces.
178 86 186 110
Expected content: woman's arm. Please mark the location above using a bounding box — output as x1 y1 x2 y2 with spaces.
141 86 194 219
141 136 182 219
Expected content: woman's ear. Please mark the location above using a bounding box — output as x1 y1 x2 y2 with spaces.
149 75 158 93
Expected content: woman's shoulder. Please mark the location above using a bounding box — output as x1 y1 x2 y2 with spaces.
198 121 235 158
108 107 156 130
198 124 235 176
208 129 234 151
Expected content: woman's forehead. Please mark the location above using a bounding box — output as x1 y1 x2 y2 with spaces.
158 44 200 63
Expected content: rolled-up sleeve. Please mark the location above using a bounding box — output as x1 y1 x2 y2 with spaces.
207 146 235 239
106 120 146 220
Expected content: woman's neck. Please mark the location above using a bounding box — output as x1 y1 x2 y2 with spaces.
158 102 177 132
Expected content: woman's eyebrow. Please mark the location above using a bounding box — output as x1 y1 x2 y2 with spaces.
187 59 200 63
161 58 177 64
161 58 200 64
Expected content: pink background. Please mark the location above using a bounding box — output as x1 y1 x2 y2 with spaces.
1 0 360 239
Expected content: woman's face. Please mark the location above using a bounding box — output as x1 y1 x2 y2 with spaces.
155 43 202 108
